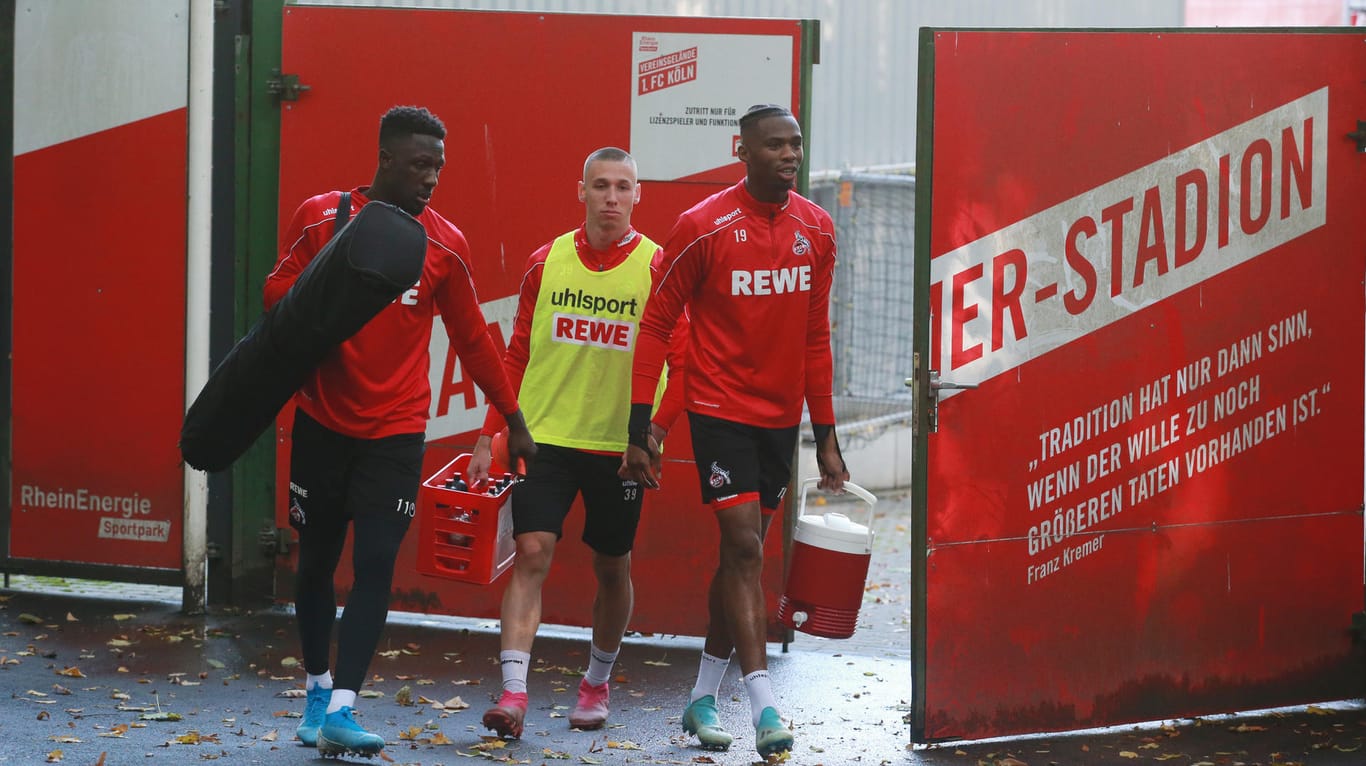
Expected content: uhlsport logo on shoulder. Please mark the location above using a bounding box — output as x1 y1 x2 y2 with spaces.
714 207 743 226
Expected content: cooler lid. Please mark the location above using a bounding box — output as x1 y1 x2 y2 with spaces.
794 512 873 551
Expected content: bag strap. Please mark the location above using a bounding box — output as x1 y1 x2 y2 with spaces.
333 191 352 236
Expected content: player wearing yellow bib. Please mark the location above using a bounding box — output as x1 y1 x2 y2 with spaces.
469 147 684 739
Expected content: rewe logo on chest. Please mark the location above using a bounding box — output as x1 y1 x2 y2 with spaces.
730 265 811 296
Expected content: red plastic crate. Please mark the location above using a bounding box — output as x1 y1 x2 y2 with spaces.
416 453 517 584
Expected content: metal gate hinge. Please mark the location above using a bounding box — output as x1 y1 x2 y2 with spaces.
1348 120 1366 153
259 526 292 557
266 69 310 102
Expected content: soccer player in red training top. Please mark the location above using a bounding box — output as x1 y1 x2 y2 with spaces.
467 147 685 739
621 104 849 759
265 106 537 759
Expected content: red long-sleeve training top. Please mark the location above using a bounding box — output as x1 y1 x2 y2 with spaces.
631 180 837 428
265 187 518 439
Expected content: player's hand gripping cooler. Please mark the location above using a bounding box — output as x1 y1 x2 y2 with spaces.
778 478 878 638
179 200 427 472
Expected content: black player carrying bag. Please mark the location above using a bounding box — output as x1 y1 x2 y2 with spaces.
180 195 427 472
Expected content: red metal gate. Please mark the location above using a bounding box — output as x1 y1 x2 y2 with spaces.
275 5 809 634
913 29 1366 741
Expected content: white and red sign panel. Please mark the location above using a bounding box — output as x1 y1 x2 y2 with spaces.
10 2 188 569
629 31 796 183
921 31 1366 741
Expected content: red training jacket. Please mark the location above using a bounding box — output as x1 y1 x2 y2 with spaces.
265 187 518 439
632 180 837 429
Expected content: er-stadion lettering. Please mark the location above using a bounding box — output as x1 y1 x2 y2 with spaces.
930 87 1327 387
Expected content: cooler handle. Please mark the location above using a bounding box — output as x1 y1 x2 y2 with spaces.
797 477 877 544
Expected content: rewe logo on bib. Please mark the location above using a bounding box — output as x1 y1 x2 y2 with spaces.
552 312 634 350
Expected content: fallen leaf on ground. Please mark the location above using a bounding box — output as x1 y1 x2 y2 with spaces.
140 712 182 722
19 613 44 624
112 614 136 621
56 667 86 678
45 750 62 763
260 730 278 742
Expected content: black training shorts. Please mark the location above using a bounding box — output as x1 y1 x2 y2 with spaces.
511 443 643 556
285 408 425 537
686 411 798 512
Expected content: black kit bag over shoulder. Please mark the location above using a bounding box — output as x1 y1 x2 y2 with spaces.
180 195 427 472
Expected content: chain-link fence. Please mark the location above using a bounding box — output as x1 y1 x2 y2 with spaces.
809 167 916 445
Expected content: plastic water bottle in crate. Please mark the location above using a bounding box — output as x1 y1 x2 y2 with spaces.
416 452 518 584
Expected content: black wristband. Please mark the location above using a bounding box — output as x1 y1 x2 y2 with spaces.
812 423 835 446
628 403 654 450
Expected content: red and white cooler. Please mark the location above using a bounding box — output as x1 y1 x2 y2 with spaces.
778 478 877 638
